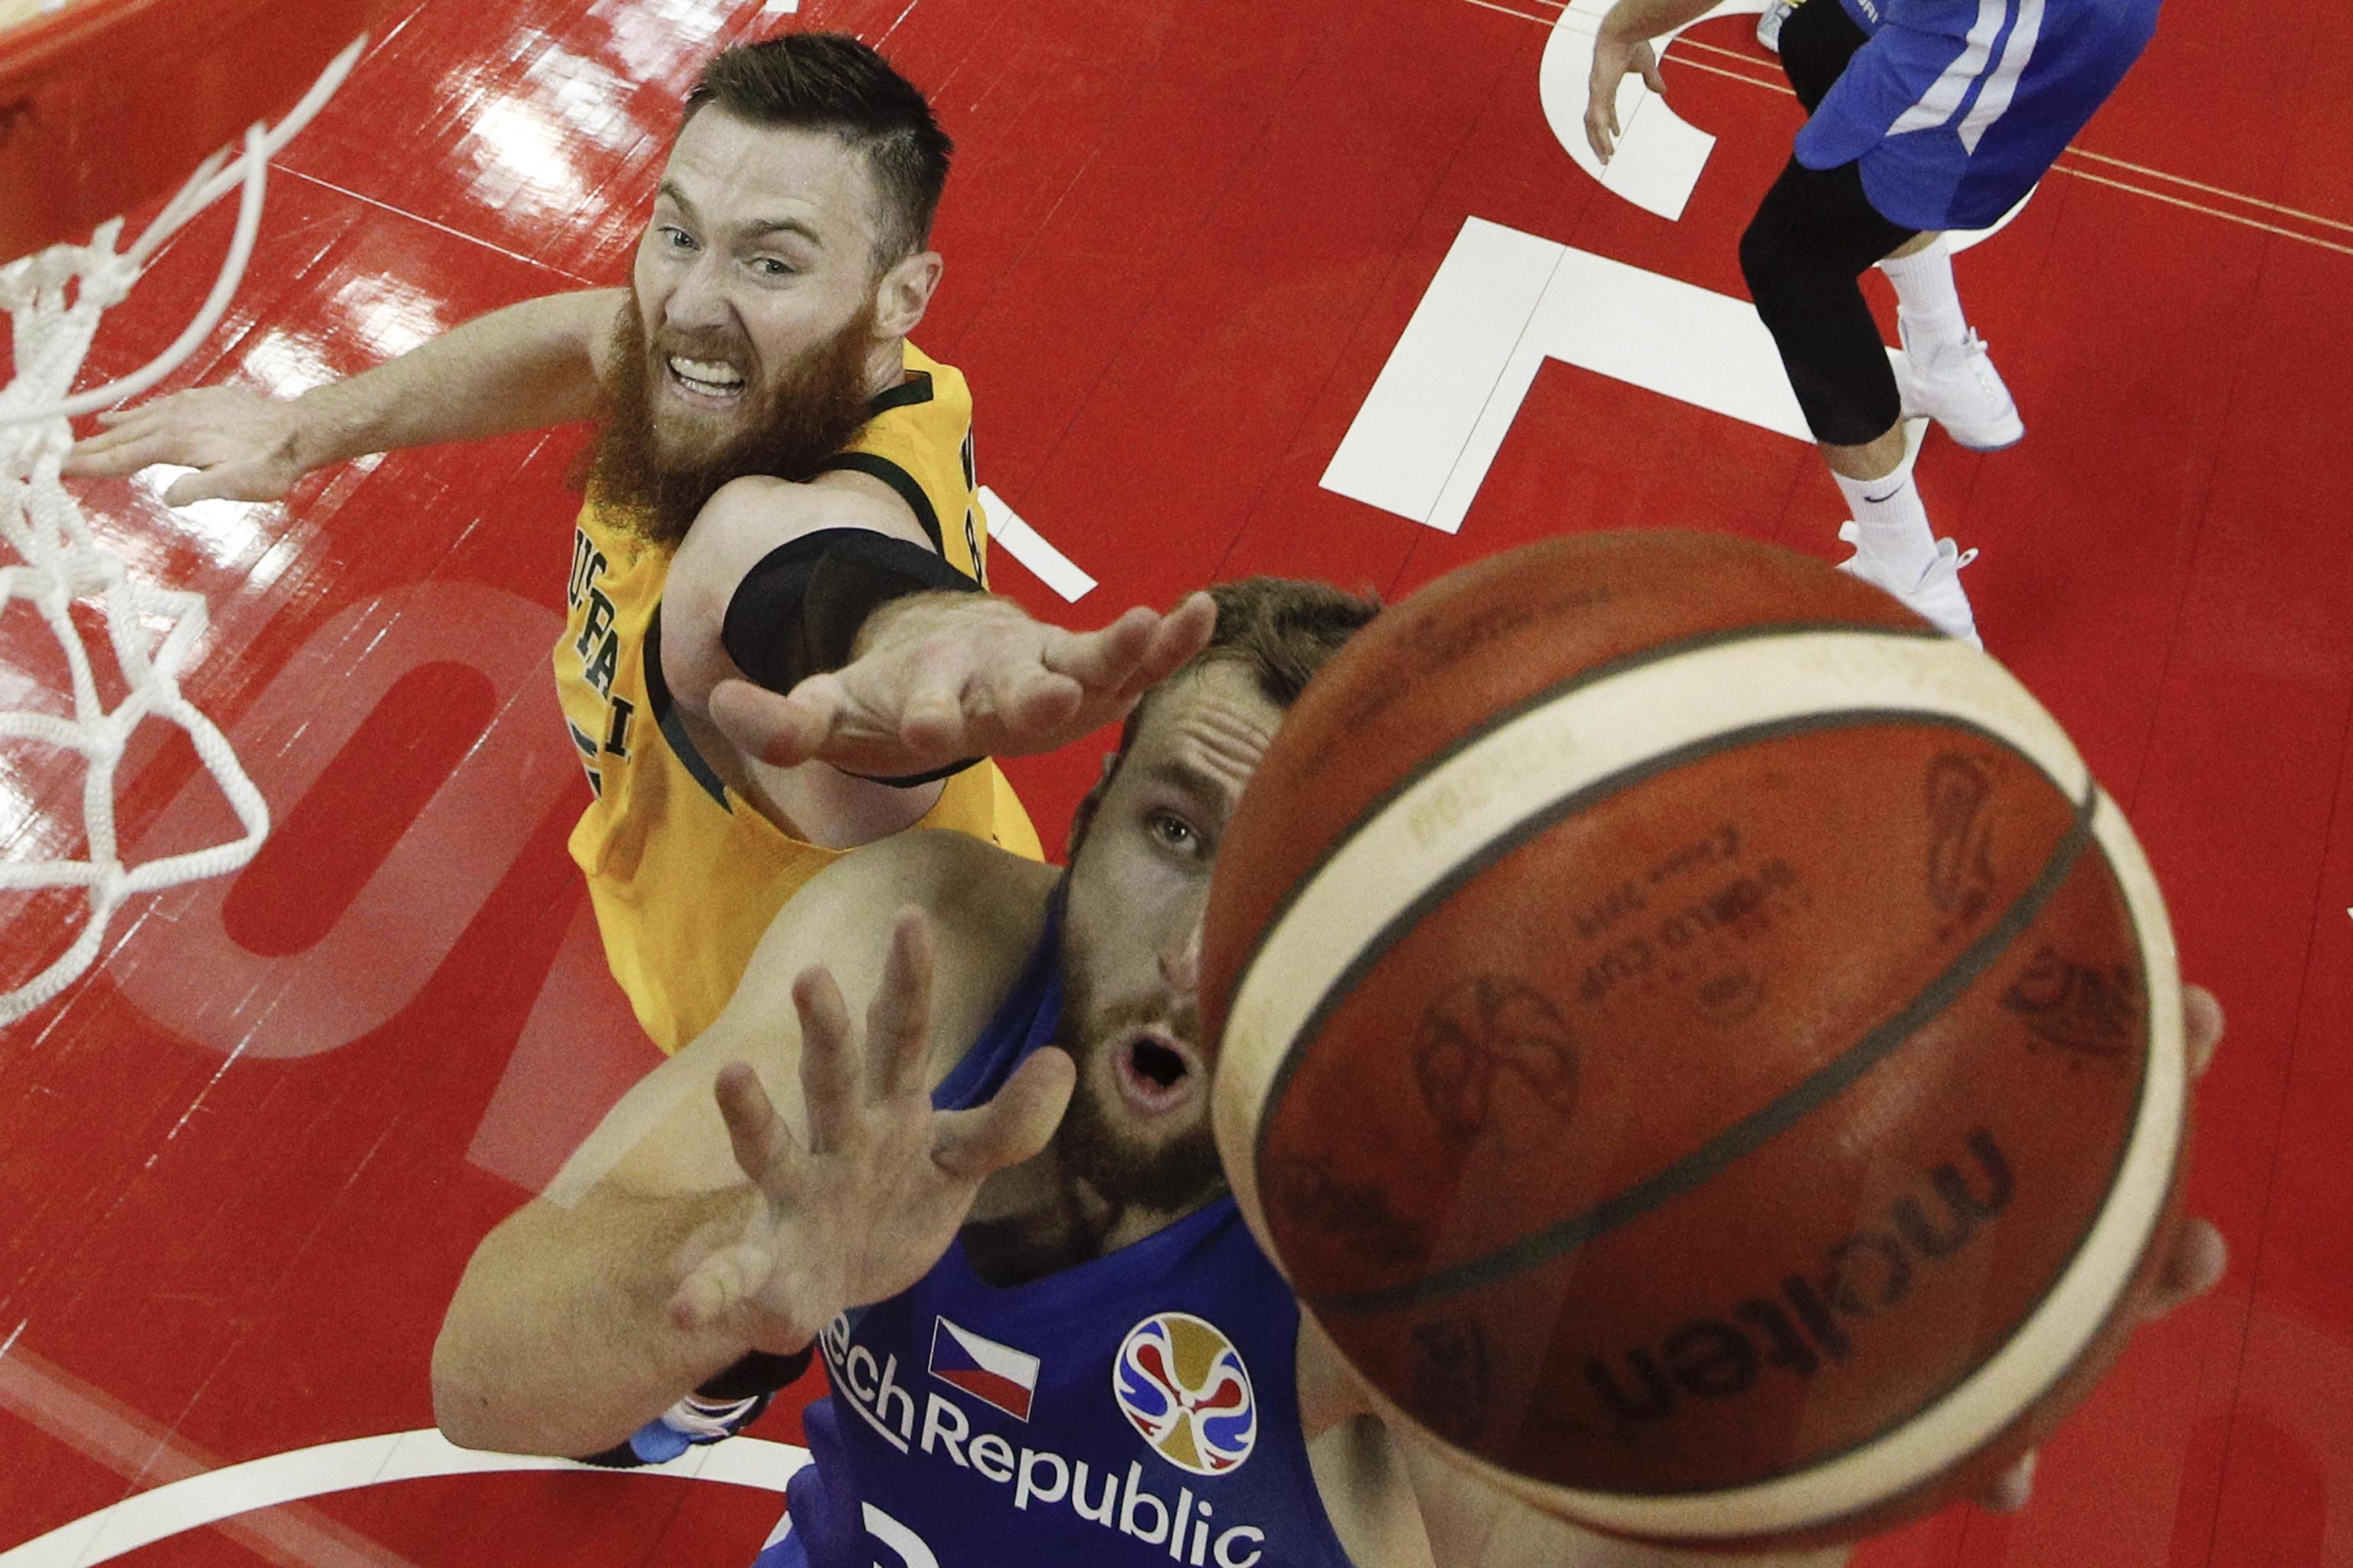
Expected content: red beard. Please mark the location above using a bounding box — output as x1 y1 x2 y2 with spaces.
589 292 881 548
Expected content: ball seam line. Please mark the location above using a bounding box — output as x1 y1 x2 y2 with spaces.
1289 743 2099 1317
1218 617 1945 1025
1211 629 2188 1530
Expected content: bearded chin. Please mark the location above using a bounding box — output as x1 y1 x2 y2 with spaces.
1051 949 1227 1216
1055 1078 1226 1216
589 294 881 548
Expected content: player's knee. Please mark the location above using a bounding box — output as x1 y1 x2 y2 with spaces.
1739 211 1800 326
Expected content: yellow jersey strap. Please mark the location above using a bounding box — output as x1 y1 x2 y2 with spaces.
644 604 731 810
814 349 988 586
814 447 948 555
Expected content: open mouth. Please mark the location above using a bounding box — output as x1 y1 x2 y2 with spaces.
1112 1030 1202 1118
664 354 747 407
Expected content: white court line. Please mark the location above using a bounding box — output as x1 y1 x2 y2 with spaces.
0 1349 422 1568
0 1430 808 1568
979 486 1096 602
1325 218 1827 533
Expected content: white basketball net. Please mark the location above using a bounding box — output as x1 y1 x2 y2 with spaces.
0 38 365 1025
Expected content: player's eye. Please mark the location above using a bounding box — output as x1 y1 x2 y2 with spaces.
1146 811 1201 856
658 224 697 252
749 255 795 278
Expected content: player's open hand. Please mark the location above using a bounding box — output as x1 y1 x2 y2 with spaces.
1584 23 1667 164
708 590 1218 777
62 385 313 505
667 911 1075 1354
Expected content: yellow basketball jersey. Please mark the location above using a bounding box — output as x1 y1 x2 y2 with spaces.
555 342 1044 1054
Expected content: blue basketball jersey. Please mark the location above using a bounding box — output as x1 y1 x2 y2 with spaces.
1800 0 2160 230
752 904 1357 1568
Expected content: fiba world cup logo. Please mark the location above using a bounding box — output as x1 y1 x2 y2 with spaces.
1112 1312 1257 1476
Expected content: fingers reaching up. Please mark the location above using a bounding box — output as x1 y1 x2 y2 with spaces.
2183 984 2222 1078
706 589 1220 776
935 1046 1076 1182
63 386 311 505
665 908 1070 1352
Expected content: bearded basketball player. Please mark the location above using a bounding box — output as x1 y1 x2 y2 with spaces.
72 28 1211 1471
69 31 1212 1059
434 574 2230 1567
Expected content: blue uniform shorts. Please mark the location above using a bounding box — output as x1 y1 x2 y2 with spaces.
1795 0 2161 231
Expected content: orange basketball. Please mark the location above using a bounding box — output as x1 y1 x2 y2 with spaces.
1199 532 2190 1547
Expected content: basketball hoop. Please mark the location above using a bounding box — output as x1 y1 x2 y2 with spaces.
0 0 391 1023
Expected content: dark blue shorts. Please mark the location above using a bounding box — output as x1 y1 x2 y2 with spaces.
1794 0 2161 231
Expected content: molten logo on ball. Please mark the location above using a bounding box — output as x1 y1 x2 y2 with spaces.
1113 1313 1257 1475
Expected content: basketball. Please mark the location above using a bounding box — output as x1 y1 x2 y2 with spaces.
1198 531 2191 1547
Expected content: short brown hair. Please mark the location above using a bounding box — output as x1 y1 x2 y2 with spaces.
684 33 952 266
1067 577 1381 857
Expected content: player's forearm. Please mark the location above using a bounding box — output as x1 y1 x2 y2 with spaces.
431 1182 761 1458
288 288 620 472
1600 0 1719 41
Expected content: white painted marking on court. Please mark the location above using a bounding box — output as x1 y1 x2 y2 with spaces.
1542 0 1767 221
0 1430 808 1568
0 1347 423 1568
1322 219 1560 526
1326 219 1820 532
1324 220 1964 534
979 486 1096 601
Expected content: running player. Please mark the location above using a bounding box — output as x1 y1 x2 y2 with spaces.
64 31 1211 1057
1586 0 2162 648
433 574 2230 1566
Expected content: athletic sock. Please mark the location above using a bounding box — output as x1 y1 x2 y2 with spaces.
1834 450 1938 584
1878 239 1969 361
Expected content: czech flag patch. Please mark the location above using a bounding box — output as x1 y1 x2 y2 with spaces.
926 1317 1042 1422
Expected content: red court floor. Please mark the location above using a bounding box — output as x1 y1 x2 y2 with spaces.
2 0 2348 1563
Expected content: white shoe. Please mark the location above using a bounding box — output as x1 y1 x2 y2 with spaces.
1757 0 1795 51
1896 322 2024 451
1837 522 1984 649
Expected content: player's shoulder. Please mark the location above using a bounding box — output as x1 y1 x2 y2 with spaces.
774 828 1058 977
696 471 915 540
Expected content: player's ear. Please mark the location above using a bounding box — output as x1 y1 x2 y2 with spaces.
873 249 942 340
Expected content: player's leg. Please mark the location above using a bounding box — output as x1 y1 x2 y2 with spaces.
1739 156 1981 647
1879 232 2024 451
1774 0 1863 111
1745 0 1981 645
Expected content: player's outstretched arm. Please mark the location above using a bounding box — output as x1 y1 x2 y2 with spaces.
707 585 1220 779
431 844 1070 1458
667 912 1073 1342
1327 988 2230 1566
63 287 624 506
655 469 1217 784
